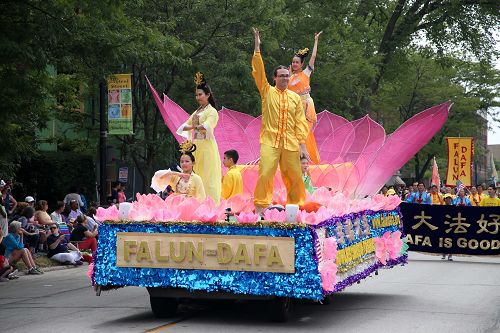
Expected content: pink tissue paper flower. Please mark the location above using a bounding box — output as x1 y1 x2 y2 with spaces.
236 212 260 224
263 208 287 222
297 210 318 225
323 237 338 260
374 231 403 265
94 205 120 221
319 259 337 292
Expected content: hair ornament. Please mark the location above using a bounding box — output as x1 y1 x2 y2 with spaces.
194 72 205 86
179 140 197 154
296 48 309 56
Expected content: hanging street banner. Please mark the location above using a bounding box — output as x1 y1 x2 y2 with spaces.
400 203 499 255
108 74 133 135
445 137 473 187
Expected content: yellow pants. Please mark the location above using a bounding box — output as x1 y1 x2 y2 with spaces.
254 144 306 208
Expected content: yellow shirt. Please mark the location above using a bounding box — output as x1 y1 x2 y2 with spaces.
252 52 309 152
468 194 481 206
221 166 243 200
168 172 206 201
430 193 444 205
479 196 500 207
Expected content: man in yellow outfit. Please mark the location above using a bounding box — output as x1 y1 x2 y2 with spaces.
251 28 310 211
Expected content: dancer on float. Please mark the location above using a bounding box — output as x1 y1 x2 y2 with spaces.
301 157 314 194
153 141 206 200
176 73 221 203
288 32 322 164
251 27 310 213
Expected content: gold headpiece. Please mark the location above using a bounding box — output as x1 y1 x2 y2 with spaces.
194 72 204 86
296 48 309 56
179 140 196 154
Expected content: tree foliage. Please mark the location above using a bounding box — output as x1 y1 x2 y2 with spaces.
1 0 499 188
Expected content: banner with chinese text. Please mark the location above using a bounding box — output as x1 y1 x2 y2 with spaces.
108 74 133 135
401 203 499 255
445 137 473 186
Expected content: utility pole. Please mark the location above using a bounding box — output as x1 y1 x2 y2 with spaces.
99 81 107 205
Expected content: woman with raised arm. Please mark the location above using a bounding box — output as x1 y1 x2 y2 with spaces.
288 32 323 164
176 73 221 203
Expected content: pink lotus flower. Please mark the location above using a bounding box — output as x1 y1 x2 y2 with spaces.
319 260 337 292
263 208 287 222
272 188 287 206
374 231 403 265
226 193 254 214
236 212 260 224
176 197 201 221
94 205 120 221
323 237 338 260
310 187 335 206
297 210 318 225
193 197 223 222
128 204 154 221
383 195 402 210
152 209 180 222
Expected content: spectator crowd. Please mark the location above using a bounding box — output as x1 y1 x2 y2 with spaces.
0 180 109 282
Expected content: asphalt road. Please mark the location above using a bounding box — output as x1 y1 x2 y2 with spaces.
1 253 499 333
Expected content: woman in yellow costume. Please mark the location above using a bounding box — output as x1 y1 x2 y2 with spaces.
176 73 222 203
289 31 322 164
151 141 206 201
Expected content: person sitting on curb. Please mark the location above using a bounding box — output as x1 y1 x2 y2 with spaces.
47 224 83 266
70 215 98 253
3 221 43 275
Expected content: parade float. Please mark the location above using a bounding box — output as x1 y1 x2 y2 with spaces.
90 79 450 321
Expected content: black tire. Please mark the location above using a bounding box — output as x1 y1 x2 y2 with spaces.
268 297 292 322
150 296 178 318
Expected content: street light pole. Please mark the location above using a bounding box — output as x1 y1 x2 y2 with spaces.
99 81 108 206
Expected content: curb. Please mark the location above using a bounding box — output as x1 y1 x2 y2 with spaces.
20 264 86 275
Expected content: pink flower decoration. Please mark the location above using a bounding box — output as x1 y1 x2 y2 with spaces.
94 205 120 221
176 197 201 221
374 231 403 265
87 262 95 281
323 237 338 260
383 195 402 210
272 188 288 206
193 197 222 222
388 231 403 258
263 209 287 222
128 204 154 221
297 210 318 225
226 193 254 214
236 212 260 224
319 260 337 292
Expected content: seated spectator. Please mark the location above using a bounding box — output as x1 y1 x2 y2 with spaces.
17 206 41 254
50 201 65 224
70 215 97 252
68 199 83 222
0 197 7 237
85 207 99 232
47 224 83 265
0 229 15 282
25 196 35 207
63 186 84 210
3 222 43 274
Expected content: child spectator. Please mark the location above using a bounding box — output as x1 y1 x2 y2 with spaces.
117 185 126 203
221 150 243 200
17 206 40 254
51 201 71 239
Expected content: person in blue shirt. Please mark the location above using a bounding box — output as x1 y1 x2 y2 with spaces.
405 183 431 204
3 221 42 275
453 188 472 206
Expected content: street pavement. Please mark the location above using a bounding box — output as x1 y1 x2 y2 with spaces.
0 252 499 333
